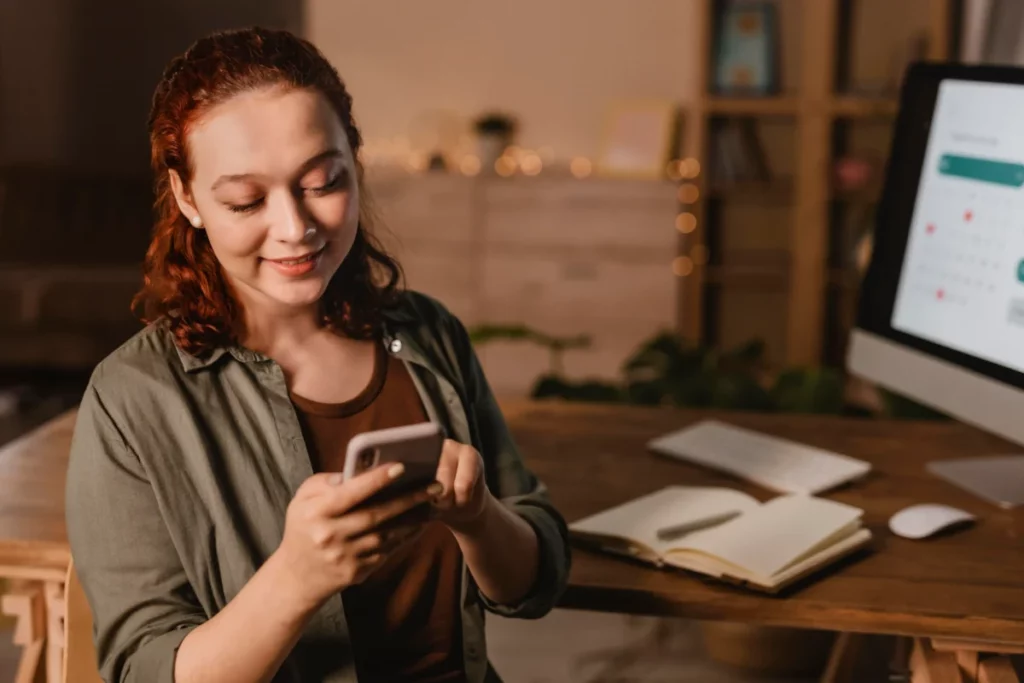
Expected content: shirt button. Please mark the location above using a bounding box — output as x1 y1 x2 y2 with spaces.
389 339 403 354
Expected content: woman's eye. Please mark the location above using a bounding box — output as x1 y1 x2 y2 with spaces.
228 198 264 214
304 172 346 197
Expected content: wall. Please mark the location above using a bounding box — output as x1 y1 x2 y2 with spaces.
0 0 303 173
304 0 702 162
0 0 304 372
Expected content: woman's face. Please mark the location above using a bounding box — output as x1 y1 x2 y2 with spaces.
170 85 359 317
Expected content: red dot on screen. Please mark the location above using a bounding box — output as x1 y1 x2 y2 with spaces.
937 289 945 300
964 210 973 222
926 223 936 234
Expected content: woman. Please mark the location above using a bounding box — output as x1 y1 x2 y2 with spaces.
65 26 570 683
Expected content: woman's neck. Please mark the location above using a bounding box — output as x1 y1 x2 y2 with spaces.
241 303 324 360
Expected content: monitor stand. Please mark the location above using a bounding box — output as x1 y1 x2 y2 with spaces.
927 455 1024 509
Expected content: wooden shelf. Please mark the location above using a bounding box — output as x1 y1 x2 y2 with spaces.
706 178 794 201
704 264 789 288
702 96 800 116
705 178 878 203
832 95 899 118
827 268 862 290
701 265 861 290
679 0 953 367
700 95 897 119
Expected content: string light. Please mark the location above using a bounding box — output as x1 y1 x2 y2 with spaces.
570 157 592 178
521 152 543 176
672 256 694 277
681 158 701 179
666 160 684 181
407 153 428 173
460 155 482 176
675 212 697 234
678 184 700 203
495 155 517 177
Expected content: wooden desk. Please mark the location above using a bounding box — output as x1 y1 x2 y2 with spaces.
503 402 1024 683
3 403 1024 683
0 410 74 683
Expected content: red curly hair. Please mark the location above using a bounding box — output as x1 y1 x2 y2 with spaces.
133 27 402 356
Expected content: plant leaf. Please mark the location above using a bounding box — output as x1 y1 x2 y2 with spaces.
710 373 775 411
770 368 844 414
530 374 623 403
468 323 591 350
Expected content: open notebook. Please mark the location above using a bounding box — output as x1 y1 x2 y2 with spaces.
569 486 872 593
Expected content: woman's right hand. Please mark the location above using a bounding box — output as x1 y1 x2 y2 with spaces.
273 463 438 611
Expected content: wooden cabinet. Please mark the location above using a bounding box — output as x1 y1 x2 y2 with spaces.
366 170 679 397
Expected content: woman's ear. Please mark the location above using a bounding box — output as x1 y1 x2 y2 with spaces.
168 169 203 229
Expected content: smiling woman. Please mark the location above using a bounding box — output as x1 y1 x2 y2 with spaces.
167 87 361 314
133 34 399 355
65 27 569 683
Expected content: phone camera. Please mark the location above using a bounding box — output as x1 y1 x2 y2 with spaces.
357 448 378 471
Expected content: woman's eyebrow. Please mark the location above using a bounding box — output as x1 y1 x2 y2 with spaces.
210 149 345 190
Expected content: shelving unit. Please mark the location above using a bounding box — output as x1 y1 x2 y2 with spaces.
677 0 956 368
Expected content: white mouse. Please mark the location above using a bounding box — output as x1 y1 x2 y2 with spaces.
888 504 976 539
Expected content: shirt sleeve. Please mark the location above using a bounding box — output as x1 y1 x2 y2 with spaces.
444 311 572 619
65 380 206 683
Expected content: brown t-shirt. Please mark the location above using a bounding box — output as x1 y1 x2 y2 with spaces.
291 342 466 683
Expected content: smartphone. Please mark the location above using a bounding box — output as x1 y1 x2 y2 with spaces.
342 421 445 507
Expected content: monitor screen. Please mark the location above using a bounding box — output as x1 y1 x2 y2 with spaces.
890 79 1024 374
850 62 1024 449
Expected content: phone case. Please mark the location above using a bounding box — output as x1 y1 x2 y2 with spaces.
343 422 445 502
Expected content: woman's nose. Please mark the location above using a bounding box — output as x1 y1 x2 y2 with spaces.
269 192 314 243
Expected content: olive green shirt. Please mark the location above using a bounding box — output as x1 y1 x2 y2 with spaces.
65 291 571 683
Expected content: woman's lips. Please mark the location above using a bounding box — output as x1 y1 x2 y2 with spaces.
263 247 325 277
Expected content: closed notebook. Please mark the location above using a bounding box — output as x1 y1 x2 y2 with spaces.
569 486 872 593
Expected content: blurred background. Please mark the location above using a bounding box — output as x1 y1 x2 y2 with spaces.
1 0 985 438
4 0 1023 680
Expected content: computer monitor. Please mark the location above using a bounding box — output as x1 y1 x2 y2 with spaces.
847 62 1024 508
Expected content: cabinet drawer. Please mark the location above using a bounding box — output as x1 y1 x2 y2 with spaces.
482 178 677 250
398 247 479 324
368 174 476 244
480 251 675 326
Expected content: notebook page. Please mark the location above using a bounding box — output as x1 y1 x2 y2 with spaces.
569 486 760 551
670 494 864 579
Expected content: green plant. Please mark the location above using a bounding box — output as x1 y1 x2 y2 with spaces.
879 388 949 420
621 333 774 410
468 324 591 376
771 367 845 414
468 323 948 418
531 375 625 403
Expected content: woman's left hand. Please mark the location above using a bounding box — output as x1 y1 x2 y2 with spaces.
432 439 491 533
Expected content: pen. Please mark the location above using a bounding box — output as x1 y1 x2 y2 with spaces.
655 509 742 541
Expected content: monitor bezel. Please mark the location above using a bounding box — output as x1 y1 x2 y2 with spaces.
855 60 1024 393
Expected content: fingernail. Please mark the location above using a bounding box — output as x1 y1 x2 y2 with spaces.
427 482 443 496
328 473 344 485
387 463 405 479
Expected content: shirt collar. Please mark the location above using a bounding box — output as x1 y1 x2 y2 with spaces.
173 303 420 373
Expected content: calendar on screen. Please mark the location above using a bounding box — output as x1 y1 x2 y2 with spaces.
892 79 1024 374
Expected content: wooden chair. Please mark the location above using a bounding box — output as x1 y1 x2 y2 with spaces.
62 560 102 683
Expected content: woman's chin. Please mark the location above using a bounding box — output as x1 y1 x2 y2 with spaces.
261 279 329 310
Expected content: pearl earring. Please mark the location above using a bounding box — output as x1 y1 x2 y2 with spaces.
190 215 202 228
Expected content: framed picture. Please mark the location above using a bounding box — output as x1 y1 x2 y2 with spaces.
596 100 679 180
712 1 780 95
